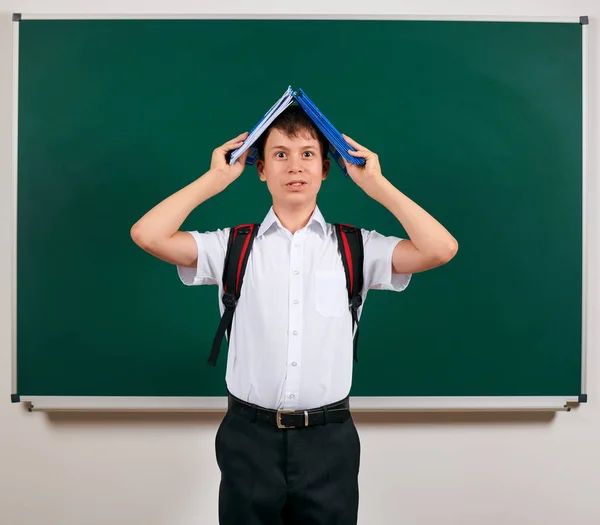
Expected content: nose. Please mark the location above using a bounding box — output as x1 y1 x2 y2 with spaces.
288 155 303 173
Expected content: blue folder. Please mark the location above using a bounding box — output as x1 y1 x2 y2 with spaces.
229 86 365 176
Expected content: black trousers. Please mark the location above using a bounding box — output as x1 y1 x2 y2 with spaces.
215 397 361 525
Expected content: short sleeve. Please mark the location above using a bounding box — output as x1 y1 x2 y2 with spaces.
361 229 411 292
176 228 230 286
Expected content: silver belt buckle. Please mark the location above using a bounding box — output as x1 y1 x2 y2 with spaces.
276 409 310 429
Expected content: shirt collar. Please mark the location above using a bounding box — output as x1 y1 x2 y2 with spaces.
257 205 328 238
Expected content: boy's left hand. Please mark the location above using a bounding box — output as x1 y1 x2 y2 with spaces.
342 134 386 197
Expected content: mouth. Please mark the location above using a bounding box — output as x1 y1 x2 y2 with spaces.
286 181 307 189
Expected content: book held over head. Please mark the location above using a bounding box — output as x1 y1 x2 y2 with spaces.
228 86 366 177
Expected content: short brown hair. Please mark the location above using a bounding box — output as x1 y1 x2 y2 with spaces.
255 105 329 160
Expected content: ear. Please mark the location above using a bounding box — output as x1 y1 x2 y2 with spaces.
322 158 331 180
257 159 266 182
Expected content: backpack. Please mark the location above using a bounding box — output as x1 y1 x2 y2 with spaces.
208 223 364 366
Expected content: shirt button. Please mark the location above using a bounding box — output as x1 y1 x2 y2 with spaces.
289 394 295 399
291 362 297 367
293 300 299 304
293 270 299 275
293 330 298 335
295 243 300 247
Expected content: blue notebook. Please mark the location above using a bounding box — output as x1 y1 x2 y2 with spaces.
229 86 365 176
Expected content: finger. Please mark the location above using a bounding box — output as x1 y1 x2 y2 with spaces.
229 147 250 167
347 149 370 160
343 135 372 159
342 157 360 176
342 133 365 150
220 132 249 149
220 138 246 153
232 131 249 141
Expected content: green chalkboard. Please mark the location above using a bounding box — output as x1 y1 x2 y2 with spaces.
14 18 584 407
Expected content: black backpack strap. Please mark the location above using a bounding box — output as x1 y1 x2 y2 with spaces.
334 224 364 362
208 223 260 366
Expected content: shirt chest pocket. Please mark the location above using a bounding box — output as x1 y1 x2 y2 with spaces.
314 269 348 318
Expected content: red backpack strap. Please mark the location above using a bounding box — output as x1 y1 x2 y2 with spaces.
334 224 364 362
208 223 260 366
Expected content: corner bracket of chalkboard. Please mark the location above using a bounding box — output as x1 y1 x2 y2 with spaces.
13 13 22 22
578 394 588 403
11 393 20 403
579 16 589 25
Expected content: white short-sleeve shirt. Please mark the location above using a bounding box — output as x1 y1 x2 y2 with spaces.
177 205 411 410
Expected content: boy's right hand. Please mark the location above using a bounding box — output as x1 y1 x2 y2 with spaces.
208 132 250 192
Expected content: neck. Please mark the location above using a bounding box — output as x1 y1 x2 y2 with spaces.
272 201 317 234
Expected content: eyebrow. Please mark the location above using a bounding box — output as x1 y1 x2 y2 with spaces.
269 145 318 151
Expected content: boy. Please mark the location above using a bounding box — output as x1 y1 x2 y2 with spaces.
130 106 458 524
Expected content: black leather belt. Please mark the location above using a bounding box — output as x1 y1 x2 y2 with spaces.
227 392 351 429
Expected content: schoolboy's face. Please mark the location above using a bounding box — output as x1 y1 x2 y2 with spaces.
256 128 330 207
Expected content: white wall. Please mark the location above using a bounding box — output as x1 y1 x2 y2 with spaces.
1 1 598 524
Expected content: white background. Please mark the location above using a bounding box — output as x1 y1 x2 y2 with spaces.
1 1 598 524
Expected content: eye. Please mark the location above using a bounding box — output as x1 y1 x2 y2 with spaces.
303 151 314 158
275 151 286 158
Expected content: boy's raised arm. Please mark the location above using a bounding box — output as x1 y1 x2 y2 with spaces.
130 132 249 267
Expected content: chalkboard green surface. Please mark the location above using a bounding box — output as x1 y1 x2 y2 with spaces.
13 18 584 409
